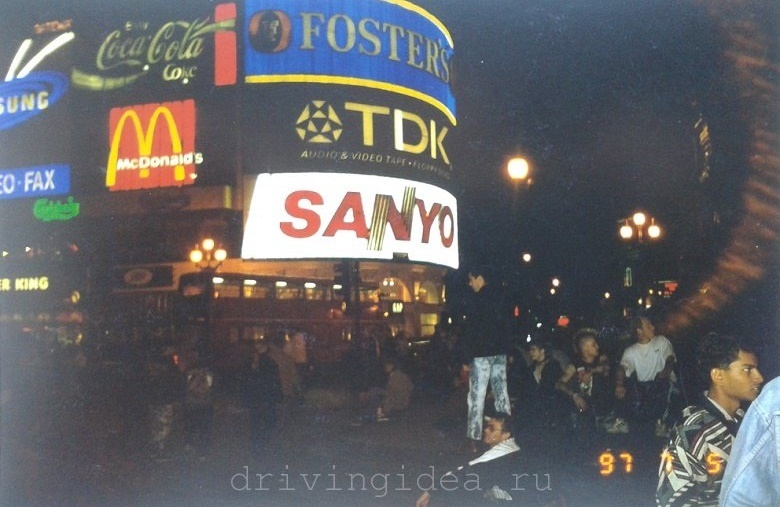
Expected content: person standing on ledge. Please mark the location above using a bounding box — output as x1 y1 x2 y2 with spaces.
458 265 512 454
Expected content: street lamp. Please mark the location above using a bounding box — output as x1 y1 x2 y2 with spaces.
618 211 662 242
507 156 532 187
617 211 663 316
189 237 227 271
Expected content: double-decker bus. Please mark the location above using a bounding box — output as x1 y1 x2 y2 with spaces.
110 260 448 365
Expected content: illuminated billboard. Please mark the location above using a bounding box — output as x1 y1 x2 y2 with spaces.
0 164 70 200
241 87 453 185
106 99 202 191
242 172 459 268
243 0 455 124
71 6 236 90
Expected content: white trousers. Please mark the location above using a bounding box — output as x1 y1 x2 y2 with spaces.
467 355 511 440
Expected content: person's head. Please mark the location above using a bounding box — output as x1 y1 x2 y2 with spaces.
383 357 398 374
629 315 655 344
483 412 513 446
528 338 552 363
573 328 600 360
253 340 269 355
696 333 763 404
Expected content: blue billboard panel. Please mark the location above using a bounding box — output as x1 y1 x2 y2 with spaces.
0 71 69 131
243 0 455 124
0 164 70 200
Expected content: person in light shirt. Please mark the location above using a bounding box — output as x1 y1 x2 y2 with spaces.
611 315 676 434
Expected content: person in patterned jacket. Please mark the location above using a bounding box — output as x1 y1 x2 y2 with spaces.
656 333 764 507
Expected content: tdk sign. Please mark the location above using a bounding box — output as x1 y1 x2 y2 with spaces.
0 164 70 200
0 71 69 131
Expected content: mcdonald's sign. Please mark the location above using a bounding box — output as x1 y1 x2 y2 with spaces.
106 99 202 191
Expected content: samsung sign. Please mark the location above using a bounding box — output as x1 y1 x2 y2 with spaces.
242 172 459 268
243 0 455 124
0 71 68 131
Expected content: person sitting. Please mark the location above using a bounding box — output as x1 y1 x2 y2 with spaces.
414 411 565 506
556 328 611 439
354 357 414 424
613 315 676 435
415 412 521 507
517 337 566 439
376 357 415 421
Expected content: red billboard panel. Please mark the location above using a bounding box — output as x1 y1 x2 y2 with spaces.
106 99 202 191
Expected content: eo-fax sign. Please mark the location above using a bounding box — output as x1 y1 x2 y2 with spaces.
0 164 70 200
243 0 455 124
242 172 459 268
106 99 202 191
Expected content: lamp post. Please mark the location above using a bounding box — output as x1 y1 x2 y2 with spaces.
187 238 227 357
617 211 662 315
189 237 227 272
505 157 533 331
507 156 532 190
618 211 662 243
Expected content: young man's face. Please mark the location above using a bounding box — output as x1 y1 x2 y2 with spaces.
483 418 511 446
719 350 764 404
578 336 599 358
636 318 655 343
528 345 545 363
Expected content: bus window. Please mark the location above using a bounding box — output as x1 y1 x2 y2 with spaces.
243 280 272 299
304 284 331 301
214 278 241 298
276 282 303 300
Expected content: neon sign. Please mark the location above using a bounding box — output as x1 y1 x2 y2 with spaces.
0 164 70 200
33 196 80 222
106 99 201 191
0 71 68 130
72 15 235 89
243 0 455 124
0 276 49 292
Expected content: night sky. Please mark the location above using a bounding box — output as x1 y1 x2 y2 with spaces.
413 0 776 329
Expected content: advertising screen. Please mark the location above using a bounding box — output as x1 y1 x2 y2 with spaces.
243 0 455 124
242 172 458 268
240 85 453 186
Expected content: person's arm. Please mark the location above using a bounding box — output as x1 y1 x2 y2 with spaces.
555 364 576 394
615 364 627 399
655 355 676 381
557 364 588 411
415 490 430 507
595 354 610 376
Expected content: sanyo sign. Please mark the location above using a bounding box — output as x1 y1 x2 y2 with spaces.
242 172 459 268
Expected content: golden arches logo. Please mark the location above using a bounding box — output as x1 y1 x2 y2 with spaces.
106 100 194 188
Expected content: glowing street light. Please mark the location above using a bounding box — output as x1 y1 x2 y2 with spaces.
619 211 662 243
190 237 227 271
507 157 530 181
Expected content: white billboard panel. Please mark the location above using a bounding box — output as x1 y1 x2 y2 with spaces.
242 173 458 268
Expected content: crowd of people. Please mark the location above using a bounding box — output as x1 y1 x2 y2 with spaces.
3 264 777 507
436 265 778 506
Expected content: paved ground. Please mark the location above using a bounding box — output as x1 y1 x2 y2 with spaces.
1 369 663 507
